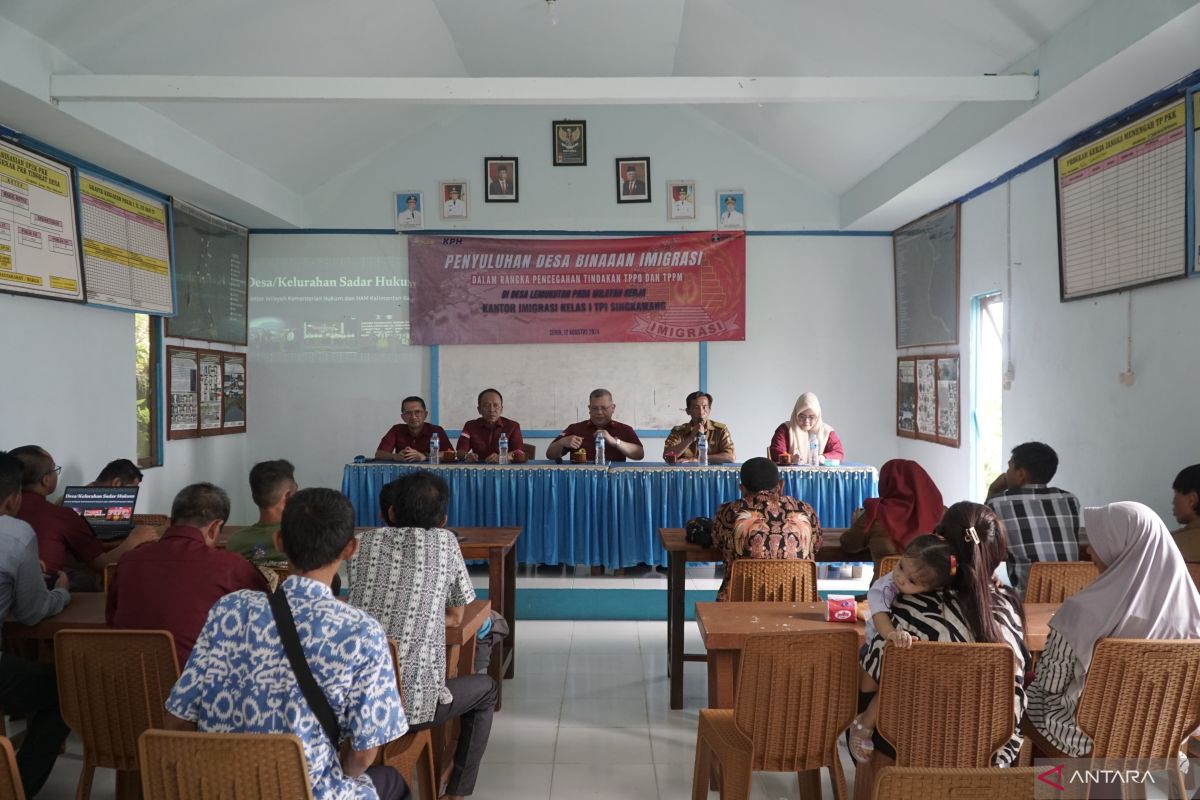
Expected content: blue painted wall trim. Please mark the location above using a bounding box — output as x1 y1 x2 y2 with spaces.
251 227 892 237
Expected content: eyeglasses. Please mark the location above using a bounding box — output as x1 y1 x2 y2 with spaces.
44 465 62 477
796 414 817 422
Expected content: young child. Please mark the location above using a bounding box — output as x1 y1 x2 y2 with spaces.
850 534 956 762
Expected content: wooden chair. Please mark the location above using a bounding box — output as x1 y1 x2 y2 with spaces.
0 736 25 800
872 766 1037 799
54 630 180 800
876 642 1016 767
1076 638 1200 797
138 730 313 799
521 443 536 461
382 640 438 800
691 630 859 800
876 556 900 583
102 563 118 593
726 559 819 602
1023 561 1098 603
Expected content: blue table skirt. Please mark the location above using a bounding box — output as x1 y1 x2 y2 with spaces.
342 461 878 569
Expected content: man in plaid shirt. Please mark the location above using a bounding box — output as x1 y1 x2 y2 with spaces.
986 441 1082 593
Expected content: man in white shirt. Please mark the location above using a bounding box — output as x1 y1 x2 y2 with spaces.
672 188 694 219
443 185 467 218
396 195 422 228
719 195 744 229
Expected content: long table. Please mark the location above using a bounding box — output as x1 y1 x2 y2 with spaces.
342 461 878 569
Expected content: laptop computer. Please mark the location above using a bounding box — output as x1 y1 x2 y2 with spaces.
60 485 140 540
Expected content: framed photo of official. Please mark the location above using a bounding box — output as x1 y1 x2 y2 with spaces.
615 158 651 203
717 191 746 230
394 192 424 231
439 181 469 220
484 158 519 203
552 120 587 166
666 181 697 220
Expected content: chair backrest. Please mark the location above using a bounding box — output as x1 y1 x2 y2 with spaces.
1023 561 1098 603
732 631 859 771
877 556 901 582
139 730 313 800
55 629 180 771
876 642 1015 767
103 562 118 593
726 559 819 602
872 766 1037 799
521 443 536 460
132 514 170 528
1077 638 1200 759
1187 563 1200 592
0 737 25 800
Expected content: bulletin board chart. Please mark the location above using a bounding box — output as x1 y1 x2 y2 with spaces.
1056 101 1187 301
1192 89 1198 275
0 139 83 302
78 173 174 314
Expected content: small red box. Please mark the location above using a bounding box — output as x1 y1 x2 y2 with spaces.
825 597 857 623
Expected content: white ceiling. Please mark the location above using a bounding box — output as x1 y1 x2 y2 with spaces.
2 0 1191 228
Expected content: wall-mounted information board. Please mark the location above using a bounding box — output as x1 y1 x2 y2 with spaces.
167 200 248 344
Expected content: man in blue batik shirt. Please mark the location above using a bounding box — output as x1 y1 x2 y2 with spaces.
165 488 409 800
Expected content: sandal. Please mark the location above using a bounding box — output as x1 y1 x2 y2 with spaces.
848 718 875 764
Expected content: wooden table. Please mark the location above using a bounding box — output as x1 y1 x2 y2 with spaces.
658 527 853 709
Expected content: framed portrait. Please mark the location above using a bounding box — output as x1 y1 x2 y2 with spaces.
615 158 651 203
552 120 586 166
666 181 696 220
896 357 916 438
439 181 469 220
484 158 519 203
394 191 424 231
716 190 746 230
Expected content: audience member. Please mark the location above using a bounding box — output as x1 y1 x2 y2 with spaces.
1025 502 1200 757
0 451 71 798
165 488 409 800
348 473 495 800
711 457 822 600
851 502 1029 797
224 459 297 563
1170 464 1200 561
842 459 945 577
985 441 1082 592
107 482 268 666
11 445 155 579
89 458 143 487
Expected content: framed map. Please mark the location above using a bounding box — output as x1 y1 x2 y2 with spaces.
893 203 959 349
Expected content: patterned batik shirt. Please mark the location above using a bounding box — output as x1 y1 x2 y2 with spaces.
987 485 1082 593
347 527 475 725
712 490 822 600
165 576 407 800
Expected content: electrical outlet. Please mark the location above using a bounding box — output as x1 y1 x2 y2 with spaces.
1118 371 1136 386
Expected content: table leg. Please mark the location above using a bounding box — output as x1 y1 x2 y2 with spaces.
503 544 516 679
706 649 736 710
797 769 822 800
668 551 685 709
487 549 504 710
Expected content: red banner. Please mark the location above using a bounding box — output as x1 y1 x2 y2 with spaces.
408 232 746 345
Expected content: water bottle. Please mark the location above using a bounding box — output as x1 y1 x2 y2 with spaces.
429 433 440 464
808 433 820 467
498 432 509 465
594 431 606 465
697 433 709 466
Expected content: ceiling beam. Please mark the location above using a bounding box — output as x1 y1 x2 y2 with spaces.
49 74 1038 105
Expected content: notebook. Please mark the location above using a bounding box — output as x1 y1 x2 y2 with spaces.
60 485 139 540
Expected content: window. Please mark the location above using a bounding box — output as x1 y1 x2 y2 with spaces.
971 292 1003 500
135 314 162 467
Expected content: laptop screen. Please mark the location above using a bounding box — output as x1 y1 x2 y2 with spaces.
60 486 139 539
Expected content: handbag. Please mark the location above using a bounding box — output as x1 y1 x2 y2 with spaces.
268 589 341 750
685 516 714 548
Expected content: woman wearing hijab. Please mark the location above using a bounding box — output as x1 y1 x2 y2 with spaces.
767 392 844 465
1025 501 1200 757
841 459 945 577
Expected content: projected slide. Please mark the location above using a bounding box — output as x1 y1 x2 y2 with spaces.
248 236 410 362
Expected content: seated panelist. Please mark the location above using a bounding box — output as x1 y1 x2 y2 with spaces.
768 392 844 465
374 396 450 462
545 388 644 462
457 388 526 463
662 391 735 463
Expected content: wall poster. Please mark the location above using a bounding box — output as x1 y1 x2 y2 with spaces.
898 353 959 447
167 345 247 439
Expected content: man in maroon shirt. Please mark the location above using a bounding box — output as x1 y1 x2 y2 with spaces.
456 388 527 463
11 446 155 578
374 396 450 462
545 388 645 462
106 482 269 667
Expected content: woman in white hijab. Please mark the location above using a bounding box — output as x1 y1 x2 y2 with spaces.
1025 501 1200 756
768 392 844 465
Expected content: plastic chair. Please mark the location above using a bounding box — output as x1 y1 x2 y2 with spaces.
1023 561 1098 603
1076 638 1200 797
382 640 438 800
521 443 536 461
131 514 170 528
54 630 180 800
876 556 900 583
871 766 1037 799
138 730 313 799
102 563 117 593
0 736 26 800
876 642 1016 767
726 559 819 602
691 630 859 800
